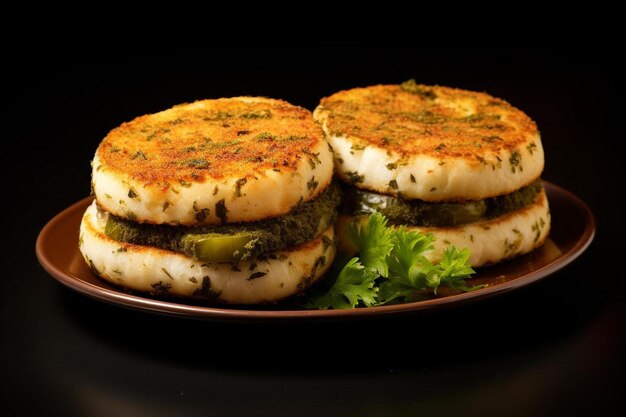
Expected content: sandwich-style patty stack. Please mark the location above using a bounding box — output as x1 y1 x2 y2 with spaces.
80 97 338 304
314 81 550 266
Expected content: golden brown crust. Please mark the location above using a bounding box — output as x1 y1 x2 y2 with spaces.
316 83 538 162
93 97 334 225
97 97 323 188
315 82 544 201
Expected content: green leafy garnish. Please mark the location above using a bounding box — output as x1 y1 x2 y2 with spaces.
307 213 482 309
345 211 393 277
307 258 379 309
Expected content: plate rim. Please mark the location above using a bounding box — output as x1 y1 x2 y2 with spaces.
36 181 595 321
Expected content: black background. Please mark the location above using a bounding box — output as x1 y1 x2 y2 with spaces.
2 44 624 416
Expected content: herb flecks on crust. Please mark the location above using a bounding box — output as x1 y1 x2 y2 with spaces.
97 98 323 187
317 81 538 164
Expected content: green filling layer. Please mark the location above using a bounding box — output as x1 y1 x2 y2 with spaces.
341 180 543 227
105 183 340 262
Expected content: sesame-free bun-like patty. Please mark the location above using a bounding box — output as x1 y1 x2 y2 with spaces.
79 201 335 304
314 82 543 201
336 189 550 267
93 97 333 226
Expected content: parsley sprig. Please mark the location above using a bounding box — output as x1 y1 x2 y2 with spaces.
307 213 482 309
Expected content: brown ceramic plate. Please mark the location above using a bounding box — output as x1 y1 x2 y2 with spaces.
36 181 594 321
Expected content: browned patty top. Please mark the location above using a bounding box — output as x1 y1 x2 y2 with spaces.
97 97 324 190
316 81 538 161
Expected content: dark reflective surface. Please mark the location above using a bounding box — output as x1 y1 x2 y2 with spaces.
3 45 623 416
